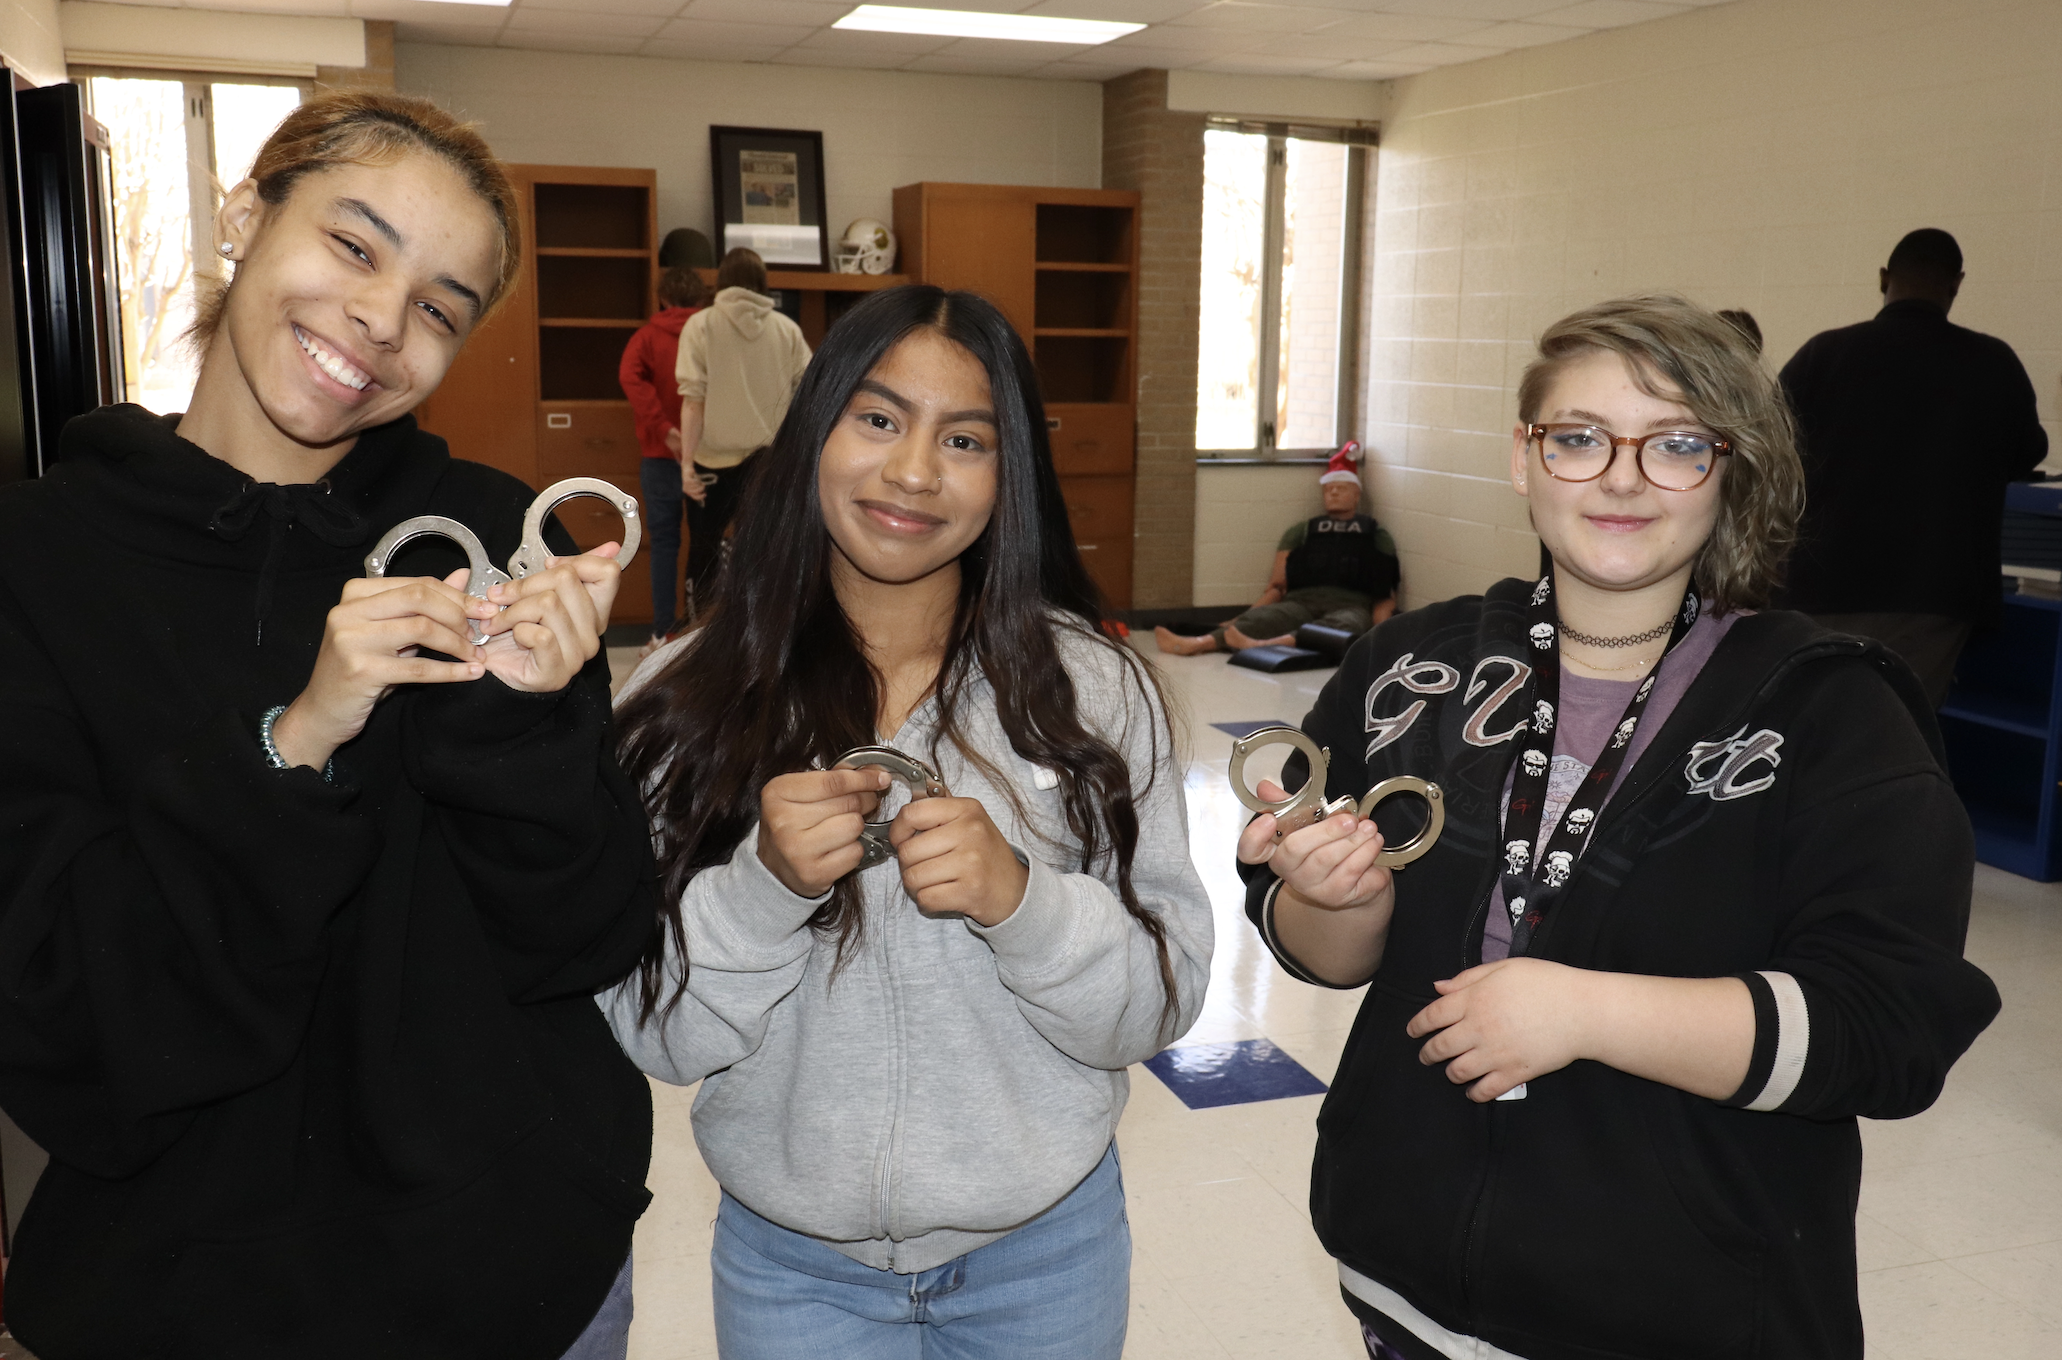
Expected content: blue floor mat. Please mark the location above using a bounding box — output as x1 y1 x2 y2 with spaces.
1143 1038 1328 1109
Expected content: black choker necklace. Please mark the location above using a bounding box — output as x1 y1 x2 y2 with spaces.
1557 618 1675 649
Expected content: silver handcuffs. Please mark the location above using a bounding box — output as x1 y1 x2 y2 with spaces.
1228 724 1445 867
364 477 642 645
834 744 949 871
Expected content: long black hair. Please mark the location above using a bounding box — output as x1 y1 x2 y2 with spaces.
615 285 1176 1032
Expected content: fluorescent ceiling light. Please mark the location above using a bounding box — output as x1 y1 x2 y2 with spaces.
834 5 1144 44
407 0 512 6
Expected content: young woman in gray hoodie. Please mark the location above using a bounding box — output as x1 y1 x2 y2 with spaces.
606 285 1212 1358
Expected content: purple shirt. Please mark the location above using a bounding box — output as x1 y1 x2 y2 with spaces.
1482 608 1742 962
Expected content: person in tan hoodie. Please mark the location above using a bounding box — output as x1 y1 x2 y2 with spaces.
675 248 812 600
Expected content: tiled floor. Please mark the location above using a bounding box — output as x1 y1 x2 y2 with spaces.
605 643 2062 1359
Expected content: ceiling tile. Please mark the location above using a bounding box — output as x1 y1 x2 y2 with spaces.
1312 13 1491 41
519 0 688 17
1260 31 1412 59
651 18 818 45
508 9 665 37
1064 41 1211 67
1318 58 1433 78
1364 0 1575 19
1102 25 1248 51
497 29 645 54
1527 0 1689 27
635 38 787 62
1168 3 1364 32
1023 0 1214 20
1448 19 1591 46
1378 39 1513 64
679 0 846 21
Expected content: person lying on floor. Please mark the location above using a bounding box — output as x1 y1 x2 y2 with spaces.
1156 444 1400 655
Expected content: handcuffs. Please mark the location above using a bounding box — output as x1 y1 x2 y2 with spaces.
364 477 642 644
1227 724 1445 867
833 745 949 871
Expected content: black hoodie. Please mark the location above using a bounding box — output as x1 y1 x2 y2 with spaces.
0 406 657 1359
1242 578 2000 1360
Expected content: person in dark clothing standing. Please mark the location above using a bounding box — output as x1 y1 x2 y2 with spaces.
0 93 656 1360
1237 296 1995 1360
619 265 708 652
1156 442 1400 655
1780 228 2048 705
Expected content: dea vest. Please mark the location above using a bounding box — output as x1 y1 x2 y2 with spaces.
1285 513 1398 600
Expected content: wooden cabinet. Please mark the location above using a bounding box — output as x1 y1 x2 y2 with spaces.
894 183 1140 609
1046 403 1134 477
1060 475 1135 608
416 165 663 624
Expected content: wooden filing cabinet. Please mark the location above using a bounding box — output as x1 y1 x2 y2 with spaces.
895 182 1140 609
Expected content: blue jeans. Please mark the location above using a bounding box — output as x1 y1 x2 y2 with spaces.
638 458 685 636
710 1144 1129 1360
558 1252 633 1360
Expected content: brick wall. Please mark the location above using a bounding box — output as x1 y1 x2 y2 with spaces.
315 19 393 94
1102 69 1204 610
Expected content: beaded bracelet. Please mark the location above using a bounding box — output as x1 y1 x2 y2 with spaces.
260 704 334 783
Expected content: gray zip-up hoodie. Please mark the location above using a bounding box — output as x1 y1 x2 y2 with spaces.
600 622 1212 1272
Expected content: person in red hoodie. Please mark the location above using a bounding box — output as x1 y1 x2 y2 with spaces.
620 266 710 652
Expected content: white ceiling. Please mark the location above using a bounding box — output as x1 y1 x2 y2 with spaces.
102 0 1736 80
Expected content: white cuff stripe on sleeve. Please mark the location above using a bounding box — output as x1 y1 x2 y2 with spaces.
1746 970 1810 1112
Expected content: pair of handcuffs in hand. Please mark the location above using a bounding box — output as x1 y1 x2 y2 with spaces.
364 477 642 645
1228 725 1445 867
832 745 949 871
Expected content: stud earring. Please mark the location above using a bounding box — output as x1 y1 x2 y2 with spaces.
219 242 234 256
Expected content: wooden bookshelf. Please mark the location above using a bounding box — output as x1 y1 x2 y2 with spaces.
415 164 668 626
894 182 1140 607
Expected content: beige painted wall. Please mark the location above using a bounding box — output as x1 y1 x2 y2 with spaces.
1366 0 2062 608
395 44 1101 252
1193 463 1326 608
0 0 61 86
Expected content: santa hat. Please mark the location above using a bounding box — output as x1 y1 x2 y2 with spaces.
1319 440 1363 486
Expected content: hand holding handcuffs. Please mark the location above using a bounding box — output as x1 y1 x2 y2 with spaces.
1228 725 1445 867
832 745 949 871
364 477 642 645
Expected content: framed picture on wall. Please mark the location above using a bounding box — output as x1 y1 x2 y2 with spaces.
709 125 828 271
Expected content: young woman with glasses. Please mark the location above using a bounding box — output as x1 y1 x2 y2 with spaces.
1237 295 1998 1359
605 285 1212 1359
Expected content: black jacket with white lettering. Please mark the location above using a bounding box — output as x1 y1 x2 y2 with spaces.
1241 578 1999 1360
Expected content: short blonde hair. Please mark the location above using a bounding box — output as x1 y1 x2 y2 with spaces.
1516 294 1803 614
192 91 519 345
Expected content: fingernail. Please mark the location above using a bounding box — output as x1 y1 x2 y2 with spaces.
469 663 484 675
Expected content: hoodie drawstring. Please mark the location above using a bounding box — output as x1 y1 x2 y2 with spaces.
208 480 368 645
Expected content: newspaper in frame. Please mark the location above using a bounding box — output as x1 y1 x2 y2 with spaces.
739 149 800 225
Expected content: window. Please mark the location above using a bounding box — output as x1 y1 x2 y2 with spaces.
1196 121 1371 458
86 77 302 414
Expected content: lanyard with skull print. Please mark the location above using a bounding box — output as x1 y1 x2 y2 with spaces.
1499 568 1701 956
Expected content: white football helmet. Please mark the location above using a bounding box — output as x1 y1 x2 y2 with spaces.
833 218 897 274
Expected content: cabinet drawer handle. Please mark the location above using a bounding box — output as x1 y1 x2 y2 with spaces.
1048 417 1062 431
547 413 571 429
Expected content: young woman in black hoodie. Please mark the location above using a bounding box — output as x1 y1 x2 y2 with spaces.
0 93 655 1359
1239 295 1999 1359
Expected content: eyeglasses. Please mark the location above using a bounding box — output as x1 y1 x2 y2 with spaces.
1527 423 1732 492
